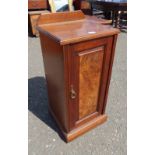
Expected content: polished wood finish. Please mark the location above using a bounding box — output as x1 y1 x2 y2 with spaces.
37 11 85 25
28 10 50 36
78 47 104 119
85 15 112 24
39 32 68 132
69 36 114 129
37 11 119 142
29 10 112 36
37 11 118 45
28 0 48 10
28 0 50 37
65 115 107 142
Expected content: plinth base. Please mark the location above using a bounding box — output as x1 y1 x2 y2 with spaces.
64 115 107 142
49 107 107 142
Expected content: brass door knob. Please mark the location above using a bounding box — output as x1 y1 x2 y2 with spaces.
70 85 76 99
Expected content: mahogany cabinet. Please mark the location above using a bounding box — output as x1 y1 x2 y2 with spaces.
37 11 119 142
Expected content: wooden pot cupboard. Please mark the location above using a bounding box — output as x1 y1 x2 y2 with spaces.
37 11 120 142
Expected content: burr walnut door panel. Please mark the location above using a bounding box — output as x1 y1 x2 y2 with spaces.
68 37 113 129
78 47 104 119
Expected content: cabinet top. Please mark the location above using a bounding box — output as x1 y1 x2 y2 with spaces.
37 11 120 45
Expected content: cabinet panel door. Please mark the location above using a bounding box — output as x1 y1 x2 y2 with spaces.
69 37 113 129
78 47 104 119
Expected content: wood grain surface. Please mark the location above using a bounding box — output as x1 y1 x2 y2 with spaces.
37 11 119 141
28 0 48 10
39 32 68 132
78 47 104 119
37 11 119 45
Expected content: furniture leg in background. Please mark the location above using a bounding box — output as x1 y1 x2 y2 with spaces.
28 10 50 37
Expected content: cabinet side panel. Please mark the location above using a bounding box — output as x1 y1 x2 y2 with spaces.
102 35 118 114
39 32 68 131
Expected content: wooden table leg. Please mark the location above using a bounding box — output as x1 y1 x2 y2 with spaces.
104 11 111 20
112 11 115 26
115 11 119 28
112 10 119 28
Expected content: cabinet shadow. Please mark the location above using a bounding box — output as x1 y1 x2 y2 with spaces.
28 76 65 142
